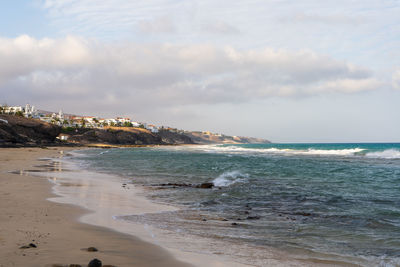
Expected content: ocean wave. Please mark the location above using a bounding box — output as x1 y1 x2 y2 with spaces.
366 149 400 159
212 170 249 187
193 145 366 157
165 145 400 159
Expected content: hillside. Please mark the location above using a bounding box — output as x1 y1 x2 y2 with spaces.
61 126 194 146
0 114 269 147
0 114 61 147
184 131 270 144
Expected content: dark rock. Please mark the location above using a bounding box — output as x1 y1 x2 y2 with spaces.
231 223 238 226
19 243 37 249
88 258 102 267
202 218 207 221
197 182 214 189
103 265 117 267
69 265 82 267
157 129 195 145
0 114 60 147
87 247 98 252
246 216 261 220
156 183 193 187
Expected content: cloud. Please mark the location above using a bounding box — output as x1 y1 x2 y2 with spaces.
137 17 176 33
201 21 240 34
0 35 381 111
392 69 400 90
279 13 366 25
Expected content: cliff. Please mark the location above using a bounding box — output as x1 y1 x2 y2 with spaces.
0 115 268 147
63 127 194 146
184 131 270 144
0 114 61 147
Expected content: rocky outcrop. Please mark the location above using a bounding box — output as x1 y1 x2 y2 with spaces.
157 129 195 145
0 114 268 147
65 127 196 146
184 131 270 144
66 127 163 145
0 114 61 147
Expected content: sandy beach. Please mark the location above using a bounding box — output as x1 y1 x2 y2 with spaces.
0 147 192 267
0 147 256 267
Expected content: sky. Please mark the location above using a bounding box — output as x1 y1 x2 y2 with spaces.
0 0 399 142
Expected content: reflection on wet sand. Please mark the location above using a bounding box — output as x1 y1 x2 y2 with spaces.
9 152 70 175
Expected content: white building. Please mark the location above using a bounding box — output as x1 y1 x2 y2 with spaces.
24 104 39 118
2 106 23 114
146 124 159 133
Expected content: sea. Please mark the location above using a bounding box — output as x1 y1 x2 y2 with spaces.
69 143 400 266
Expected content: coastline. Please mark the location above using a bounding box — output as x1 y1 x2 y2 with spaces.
0 147 190 267
0 147 255 267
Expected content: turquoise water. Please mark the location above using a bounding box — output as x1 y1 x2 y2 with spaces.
74 143 400 266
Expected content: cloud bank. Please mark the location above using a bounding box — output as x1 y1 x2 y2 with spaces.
0 35 381 110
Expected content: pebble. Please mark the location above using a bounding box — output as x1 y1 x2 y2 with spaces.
88 258 102 267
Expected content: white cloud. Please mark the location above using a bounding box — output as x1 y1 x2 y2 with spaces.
137 17 176 33
392 69 400 90
0 35 381 110
279 13 366 25
201 21 240 34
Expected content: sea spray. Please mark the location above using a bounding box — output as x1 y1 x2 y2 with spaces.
212 170 249 187
366 149 400 159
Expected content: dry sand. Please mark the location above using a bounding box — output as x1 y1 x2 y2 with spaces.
0 147 191 267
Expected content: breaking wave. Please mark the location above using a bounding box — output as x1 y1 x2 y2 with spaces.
194 145 365 157
212 170 249 187
366 149 400 159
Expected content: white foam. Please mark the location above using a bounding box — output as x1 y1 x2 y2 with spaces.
170 145 366 157
213 170 249 187
366 149 400 159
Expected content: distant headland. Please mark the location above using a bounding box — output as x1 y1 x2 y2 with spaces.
0 104 270 147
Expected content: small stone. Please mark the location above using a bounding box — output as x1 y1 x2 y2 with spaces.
246 216 261 220
198 182 214 189
88 258 102 267
202 218 207 221
231 223 238 226
20 243 37 249
87 247 98 252
69 265 82 267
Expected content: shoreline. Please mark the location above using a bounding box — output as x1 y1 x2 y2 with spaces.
46 148 253 267
0 147 254 267
0 147 191 267
61 147 367 267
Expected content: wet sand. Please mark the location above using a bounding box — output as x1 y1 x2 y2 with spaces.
0 147 191 267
